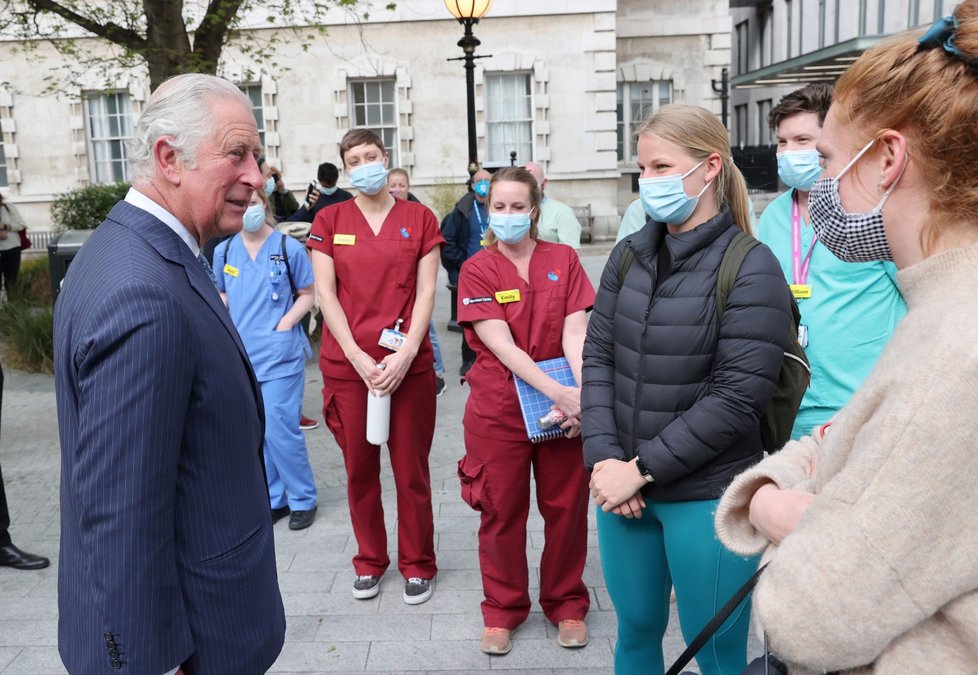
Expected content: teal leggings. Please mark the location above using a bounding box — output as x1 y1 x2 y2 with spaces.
596 500 759 675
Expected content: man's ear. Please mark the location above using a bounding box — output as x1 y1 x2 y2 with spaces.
153 137 182 186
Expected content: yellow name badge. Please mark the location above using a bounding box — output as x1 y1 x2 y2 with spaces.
495 289 521 304
790 284 812 300
333 234 356 246
223 264 239 278
480 239 489 247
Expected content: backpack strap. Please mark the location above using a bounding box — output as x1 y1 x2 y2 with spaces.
715 231 762 319
618 247 636 287
280 232 299 301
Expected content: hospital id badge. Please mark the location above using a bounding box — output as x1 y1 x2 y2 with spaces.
798 324 809 349
378 319 407 352
790 284 812 300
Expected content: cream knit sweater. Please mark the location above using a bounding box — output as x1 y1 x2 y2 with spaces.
715 241 978 674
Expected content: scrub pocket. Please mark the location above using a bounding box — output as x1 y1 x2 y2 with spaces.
457 455 494 514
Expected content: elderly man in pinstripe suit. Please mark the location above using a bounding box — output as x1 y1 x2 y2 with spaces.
54 74 285 675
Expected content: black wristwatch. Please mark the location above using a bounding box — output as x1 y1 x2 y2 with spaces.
635 457 655 484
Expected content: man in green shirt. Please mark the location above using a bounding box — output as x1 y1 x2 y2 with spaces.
524 161 581 249
757 83 906 439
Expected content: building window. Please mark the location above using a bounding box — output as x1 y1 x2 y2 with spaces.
0 142 7 187
239 84 265 148
757 100 773 145
934 0 944 19
819 0 827 47
616 80 672 163
349 79 398 166
734 104 748 147
859 0 869 35
735 21 750 74
85 92 132 184
485 72 533 165
786 0 794 58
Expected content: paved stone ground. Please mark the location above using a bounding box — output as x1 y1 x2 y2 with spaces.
0 245 761 674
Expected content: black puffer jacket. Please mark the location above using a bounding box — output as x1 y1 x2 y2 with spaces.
582 208 791 502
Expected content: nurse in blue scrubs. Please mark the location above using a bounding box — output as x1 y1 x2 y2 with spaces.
214 190 319 530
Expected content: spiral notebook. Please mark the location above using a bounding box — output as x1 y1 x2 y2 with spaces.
513 356 575 443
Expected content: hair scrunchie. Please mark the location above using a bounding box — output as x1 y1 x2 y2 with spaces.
919 14 978 71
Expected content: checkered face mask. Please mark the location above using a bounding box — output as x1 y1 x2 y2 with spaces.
808 138 902 262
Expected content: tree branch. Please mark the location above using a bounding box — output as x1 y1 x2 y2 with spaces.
24 0 147 51
193 0 247 69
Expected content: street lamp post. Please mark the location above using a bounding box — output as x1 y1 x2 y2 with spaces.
445 0 493 182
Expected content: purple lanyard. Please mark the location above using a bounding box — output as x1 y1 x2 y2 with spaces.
791 198 818 285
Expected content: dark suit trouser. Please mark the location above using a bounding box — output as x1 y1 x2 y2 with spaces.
0 361 10 547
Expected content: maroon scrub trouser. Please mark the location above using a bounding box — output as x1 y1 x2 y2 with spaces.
323 371 437 580
460 428 590 629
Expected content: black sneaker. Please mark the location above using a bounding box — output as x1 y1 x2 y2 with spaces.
435 376 447 397
403 576 434 605
352 574 382 599
288 506 317 530
270 506 291 524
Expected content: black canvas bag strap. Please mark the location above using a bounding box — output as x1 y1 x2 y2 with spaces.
665 563 768 675
280 232 298 300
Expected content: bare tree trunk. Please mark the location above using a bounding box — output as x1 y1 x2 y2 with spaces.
143 0 194 91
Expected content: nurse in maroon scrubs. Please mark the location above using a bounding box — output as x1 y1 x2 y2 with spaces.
456 166 595 655
308 129 443 606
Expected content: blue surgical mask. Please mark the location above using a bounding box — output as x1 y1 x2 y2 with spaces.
777 150 823 191
488 212 532 244
242 204 266 233
349 162 389 196
473 179 490 197
638 160 712 225
320 185 338 196
264 177 276 194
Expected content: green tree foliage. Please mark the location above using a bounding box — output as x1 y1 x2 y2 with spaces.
50 182 131 231
0 0 395 92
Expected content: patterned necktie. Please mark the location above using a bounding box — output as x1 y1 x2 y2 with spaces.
197 253 218 289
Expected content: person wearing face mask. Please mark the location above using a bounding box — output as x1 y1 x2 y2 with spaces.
456 167 595 655
284 161 354 223
307 129 443 605
213 189 319 531
523 161 582 250
441 168 493 375
582 104 792 674
715 9 978 671
757 84 906 440
267 165 300 222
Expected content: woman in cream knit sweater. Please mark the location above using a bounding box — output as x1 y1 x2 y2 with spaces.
715 7 978 674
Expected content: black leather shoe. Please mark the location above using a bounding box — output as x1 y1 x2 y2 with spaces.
460 361 474 377
271 506 291 524
0 543 50 570
289 506 318 530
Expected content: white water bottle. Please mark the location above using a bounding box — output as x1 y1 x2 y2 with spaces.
366 364 390 445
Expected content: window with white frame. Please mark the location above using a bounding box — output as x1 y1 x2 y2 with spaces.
616 80 672 163
239 84 265 148
85 92 133 184
485 72 533 165
0 141 7 187
349 79 398 166
757 99 773 145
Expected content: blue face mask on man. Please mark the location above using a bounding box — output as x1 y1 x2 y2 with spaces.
473 179 490 197
242 204 266 233
638 160 713 225
777 150 823 191
488 212 532 244
264 177 276 195
349 162 390 196
320 185 338 196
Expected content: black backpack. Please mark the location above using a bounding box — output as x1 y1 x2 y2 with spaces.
618 231 810 452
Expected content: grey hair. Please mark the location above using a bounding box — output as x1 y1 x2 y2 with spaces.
127 74 255 182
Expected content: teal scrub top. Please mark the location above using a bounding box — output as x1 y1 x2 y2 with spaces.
214 232 314 382
756 190 907 438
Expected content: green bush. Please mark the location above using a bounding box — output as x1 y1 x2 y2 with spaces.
51 182 130 231
0 298 54 373
13 255 53 307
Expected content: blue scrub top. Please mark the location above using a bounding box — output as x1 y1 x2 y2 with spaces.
756 190 907 435
214 232 314 382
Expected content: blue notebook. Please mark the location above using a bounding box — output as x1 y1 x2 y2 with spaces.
513 356 576 443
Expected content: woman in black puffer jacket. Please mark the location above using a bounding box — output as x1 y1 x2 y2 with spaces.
582 104 791 675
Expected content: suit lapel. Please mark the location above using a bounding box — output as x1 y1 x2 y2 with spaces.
107 203 264 412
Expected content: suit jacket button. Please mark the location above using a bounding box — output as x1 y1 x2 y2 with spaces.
103 633 113 642
109 649 119 659
111 659 122 669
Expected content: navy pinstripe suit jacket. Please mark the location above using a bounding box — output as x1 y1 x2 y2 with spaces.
54 201 286 674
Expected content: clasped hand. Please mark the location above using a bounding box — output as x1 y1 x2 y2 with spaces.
589 458 648 518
